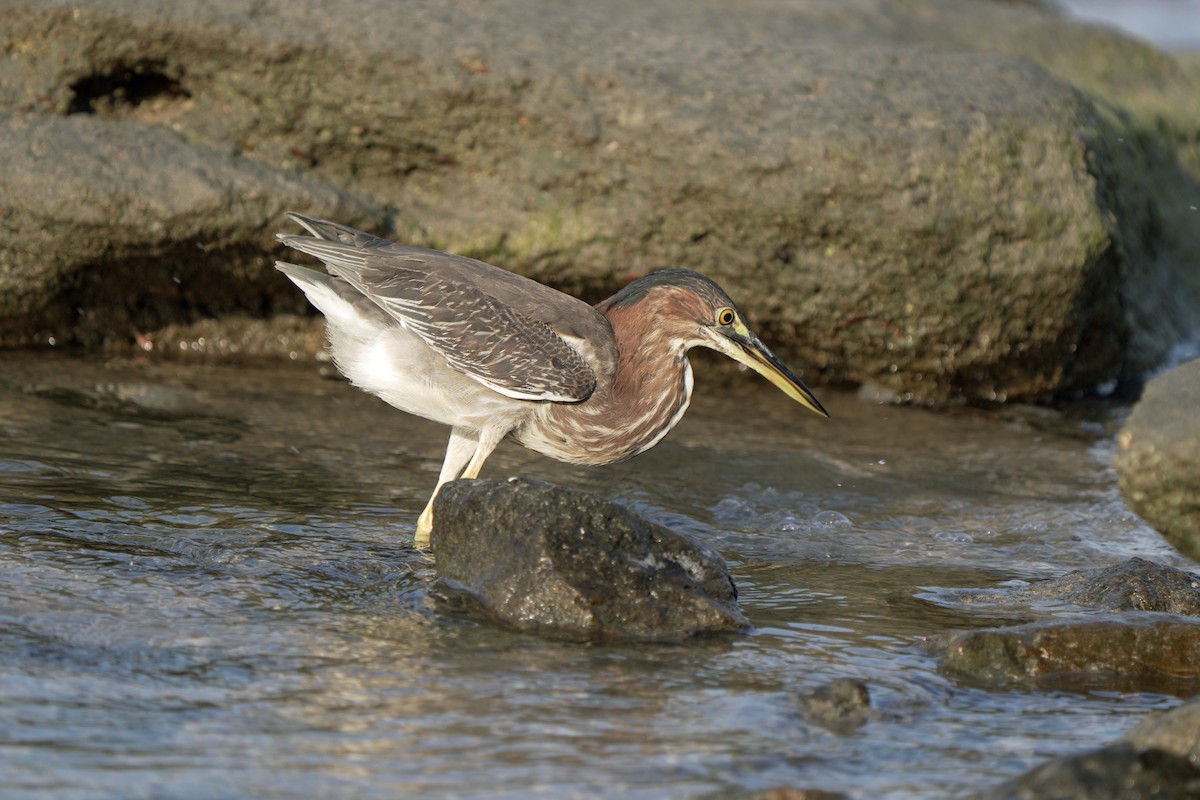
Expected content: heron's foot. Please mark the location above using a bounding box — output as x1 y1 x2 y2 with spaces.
414 504 433 550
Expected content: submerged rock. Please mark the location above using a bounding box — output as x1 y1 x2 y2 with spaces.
1041 559 1200 614
973 743 1200 800
1117 360 1200 562
988 558 1200 616
795 679 874 735
941 616 1200 696
430 477 749 641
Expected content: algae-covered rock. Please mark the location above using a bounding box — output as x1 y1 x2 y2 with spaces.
941 616 1200 696
1116 360 1200 562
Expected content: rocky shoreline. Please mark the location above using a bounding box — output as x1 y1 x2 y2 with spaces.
1 2 1197 797
1 0 1197 405
2 0 1197 546
428 475 1200 797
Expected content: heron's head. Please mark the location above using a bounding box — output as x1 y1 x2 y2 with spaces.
597 269 828 417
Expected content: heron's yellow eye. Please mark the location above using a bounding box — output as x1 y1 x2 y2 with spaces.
716 308 735 326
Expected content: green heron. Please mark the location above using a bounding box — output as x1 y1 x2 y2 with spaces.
277 213 828 547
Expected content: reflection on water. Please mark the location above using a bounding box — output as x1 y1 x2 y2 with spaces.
0 353 1187 798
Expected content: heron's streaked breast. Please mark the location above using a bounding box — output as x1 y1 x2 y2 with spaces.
515 353 694 466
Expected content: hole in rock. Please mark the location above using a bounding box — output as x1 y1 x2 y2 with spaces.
67 60 190 117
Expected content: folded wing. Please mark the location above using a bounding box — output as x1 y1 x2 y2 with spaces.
278 214 611 403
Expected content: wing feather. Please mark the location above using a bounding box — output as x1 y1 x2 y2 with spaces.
277 215 604 403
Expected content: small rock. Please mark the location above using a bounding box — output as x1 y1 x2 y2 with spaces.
731 789 848 800
431 478 749 641
941 617 1200 696
1011 558 1200 616
1123 697 1200 763
1117 359 1200 562
930 558 1200 617
973 743 1200 800
796 679 873 735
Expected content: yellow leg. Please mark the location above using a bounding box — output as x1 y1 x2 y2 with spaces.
414 426 505 549
415 429 476 549
415 497 436 548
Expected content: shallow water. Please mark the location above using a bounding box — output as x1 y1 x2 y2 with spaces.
0 353 1190 799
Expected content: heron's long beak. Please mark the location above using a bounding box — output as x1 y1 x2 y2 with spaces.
709 327 829 418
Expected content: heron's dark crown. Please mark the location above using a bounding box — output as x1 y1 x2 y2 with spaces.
598 269 736 316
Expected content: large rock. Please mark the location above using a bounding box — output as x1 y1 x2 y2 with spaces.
1116 360 1200 562
0 112 380 349
430 477 749 641
1 0 1198 403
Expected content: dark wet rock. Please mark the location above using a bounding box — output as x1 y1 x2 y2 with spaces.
1117 360 1200 562
430 477 749 641
0 1 1198 403
1123 698 1200 763
941 616 1200 696
796 679 874 735
973 743 1200 800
